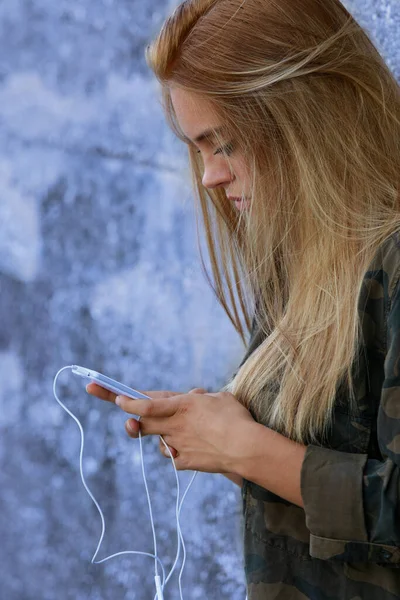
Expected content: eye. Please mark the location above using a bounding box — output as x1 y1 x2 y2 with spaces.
214 142 234 156
195 142 234 157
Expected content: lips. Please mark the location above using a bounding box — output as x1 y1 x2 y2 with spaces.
229 196 251 210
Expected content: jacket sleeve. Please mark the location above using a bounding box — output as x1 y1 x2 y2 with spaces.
301 273 400 564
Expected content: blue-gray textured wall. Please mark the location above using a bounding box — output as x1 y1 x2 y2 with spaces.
0 1 398 599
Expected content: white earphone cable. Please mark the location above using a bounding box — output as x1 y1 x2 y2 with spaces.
52 366 198 600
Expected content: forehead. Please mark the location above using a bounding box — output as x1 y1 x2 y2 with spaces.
170 87 222 143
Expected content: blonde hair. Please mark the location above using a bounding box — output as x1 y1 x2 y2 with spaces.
146 0 400 443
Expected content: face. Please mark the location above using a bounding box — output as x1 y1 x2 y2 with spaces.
170 87 252 211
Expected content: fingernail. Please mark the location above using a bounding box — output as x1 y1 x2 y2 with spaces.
115 396 121 406
125 419 134 432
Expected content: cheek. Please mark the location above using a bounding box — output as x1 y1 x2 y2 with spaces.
232 156 249 178
235 163 252 190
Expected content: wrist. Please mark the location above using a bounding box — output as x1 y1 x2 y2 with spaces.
224 420 267 477
225 420 306 507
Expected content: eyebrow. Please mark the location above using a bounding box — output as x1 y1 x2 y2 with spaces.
186 126 226 145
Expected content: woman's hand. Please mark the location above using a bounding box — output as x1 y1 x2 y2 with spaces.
86 383 181 458
86 382 256 474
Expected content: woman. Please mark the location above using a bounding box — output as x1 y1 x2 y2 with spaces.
88 0 400 598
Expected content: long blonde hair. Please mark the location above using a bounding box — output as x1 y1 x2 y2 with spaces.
146 0 400 443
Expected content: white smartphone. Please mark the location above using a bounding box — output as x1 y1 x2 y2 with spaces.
72 364 151 409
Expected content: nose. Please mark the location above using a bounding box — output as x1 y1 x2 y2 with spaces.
201 160 234 190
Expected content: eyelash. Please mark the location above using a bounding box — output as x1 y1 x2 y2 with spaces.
196 142 234 157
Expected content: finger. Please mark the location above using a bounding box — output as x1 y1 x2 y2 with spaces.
86 383 117 402
159 438 178 458
125 415 172 437
140 391 181 399
115 395 182 418
126 418 173 440
163 446 178 458
160 445 178 459
86 384 180 403
125 418 141 438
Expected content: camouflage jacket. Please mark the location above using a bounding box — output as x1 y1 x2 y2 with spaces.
240 232 400 599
